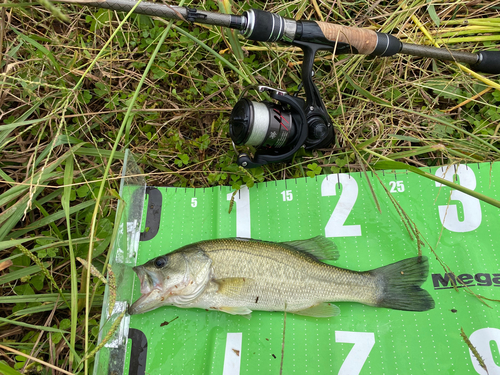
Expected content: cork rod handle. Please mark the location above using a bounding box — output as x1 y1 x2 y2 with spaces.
315 22 379 55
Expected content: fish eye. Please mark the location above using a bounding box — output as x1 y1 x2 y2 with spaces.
154 257 167 269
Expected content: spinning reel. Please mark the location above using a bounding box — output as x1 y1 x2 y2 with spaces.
229 42 336 169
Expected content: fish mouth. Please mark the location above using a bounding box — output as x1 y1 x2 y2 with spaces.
134 266 158 295
129 266 165 315
129 289 164 315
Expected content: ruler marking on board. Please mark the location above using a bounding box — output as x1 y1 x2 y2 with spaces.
222 332 243 375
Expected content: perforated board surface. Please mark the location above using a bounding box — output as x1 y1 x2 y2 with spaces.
96 161 500 375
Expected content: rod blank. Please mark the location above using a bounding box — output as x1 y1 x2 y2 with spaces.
86 0 244 29
400 43 479 65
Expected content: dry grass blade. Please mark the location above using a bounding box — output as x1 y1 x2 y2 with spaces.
279 303 287 375
460 328 489 375
0 259 13 271
0 344 75 375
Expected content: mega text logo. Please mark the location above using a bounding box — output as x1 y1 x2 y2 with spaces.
432 272 500 289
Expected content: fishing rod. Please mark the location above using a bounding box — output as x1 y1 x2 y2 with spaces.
72 0 500 168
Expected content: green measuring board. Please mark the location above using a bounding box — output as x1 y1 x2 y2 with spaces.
94 159 500 375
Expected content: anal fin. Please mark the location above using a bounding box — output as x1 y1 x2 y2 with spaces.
292 303 340 318
219 306 252 318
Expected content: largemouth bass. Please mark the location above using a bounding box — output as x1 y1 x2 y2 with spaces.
129 236 434 317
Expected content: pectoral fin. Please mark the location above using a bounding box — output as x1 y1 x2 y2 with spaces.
215 277 254 297
292 303 340 318
214 279 254 318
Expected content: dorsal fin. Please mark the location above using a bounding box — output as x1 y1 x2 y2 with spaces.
282 236 339 261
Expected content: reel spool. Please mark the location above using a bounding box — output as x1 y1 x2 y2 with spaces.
230 98 295 150
228 85 310 168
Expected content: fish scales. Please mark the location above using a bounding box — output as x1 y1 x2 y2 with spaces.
199 239 380 310
129 237 434 317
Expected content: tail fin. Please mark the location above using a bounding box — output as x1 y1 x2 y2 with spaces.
372 256 435 311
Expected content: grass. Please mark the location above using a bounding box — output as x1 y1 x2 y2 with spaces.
1 0 499 373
